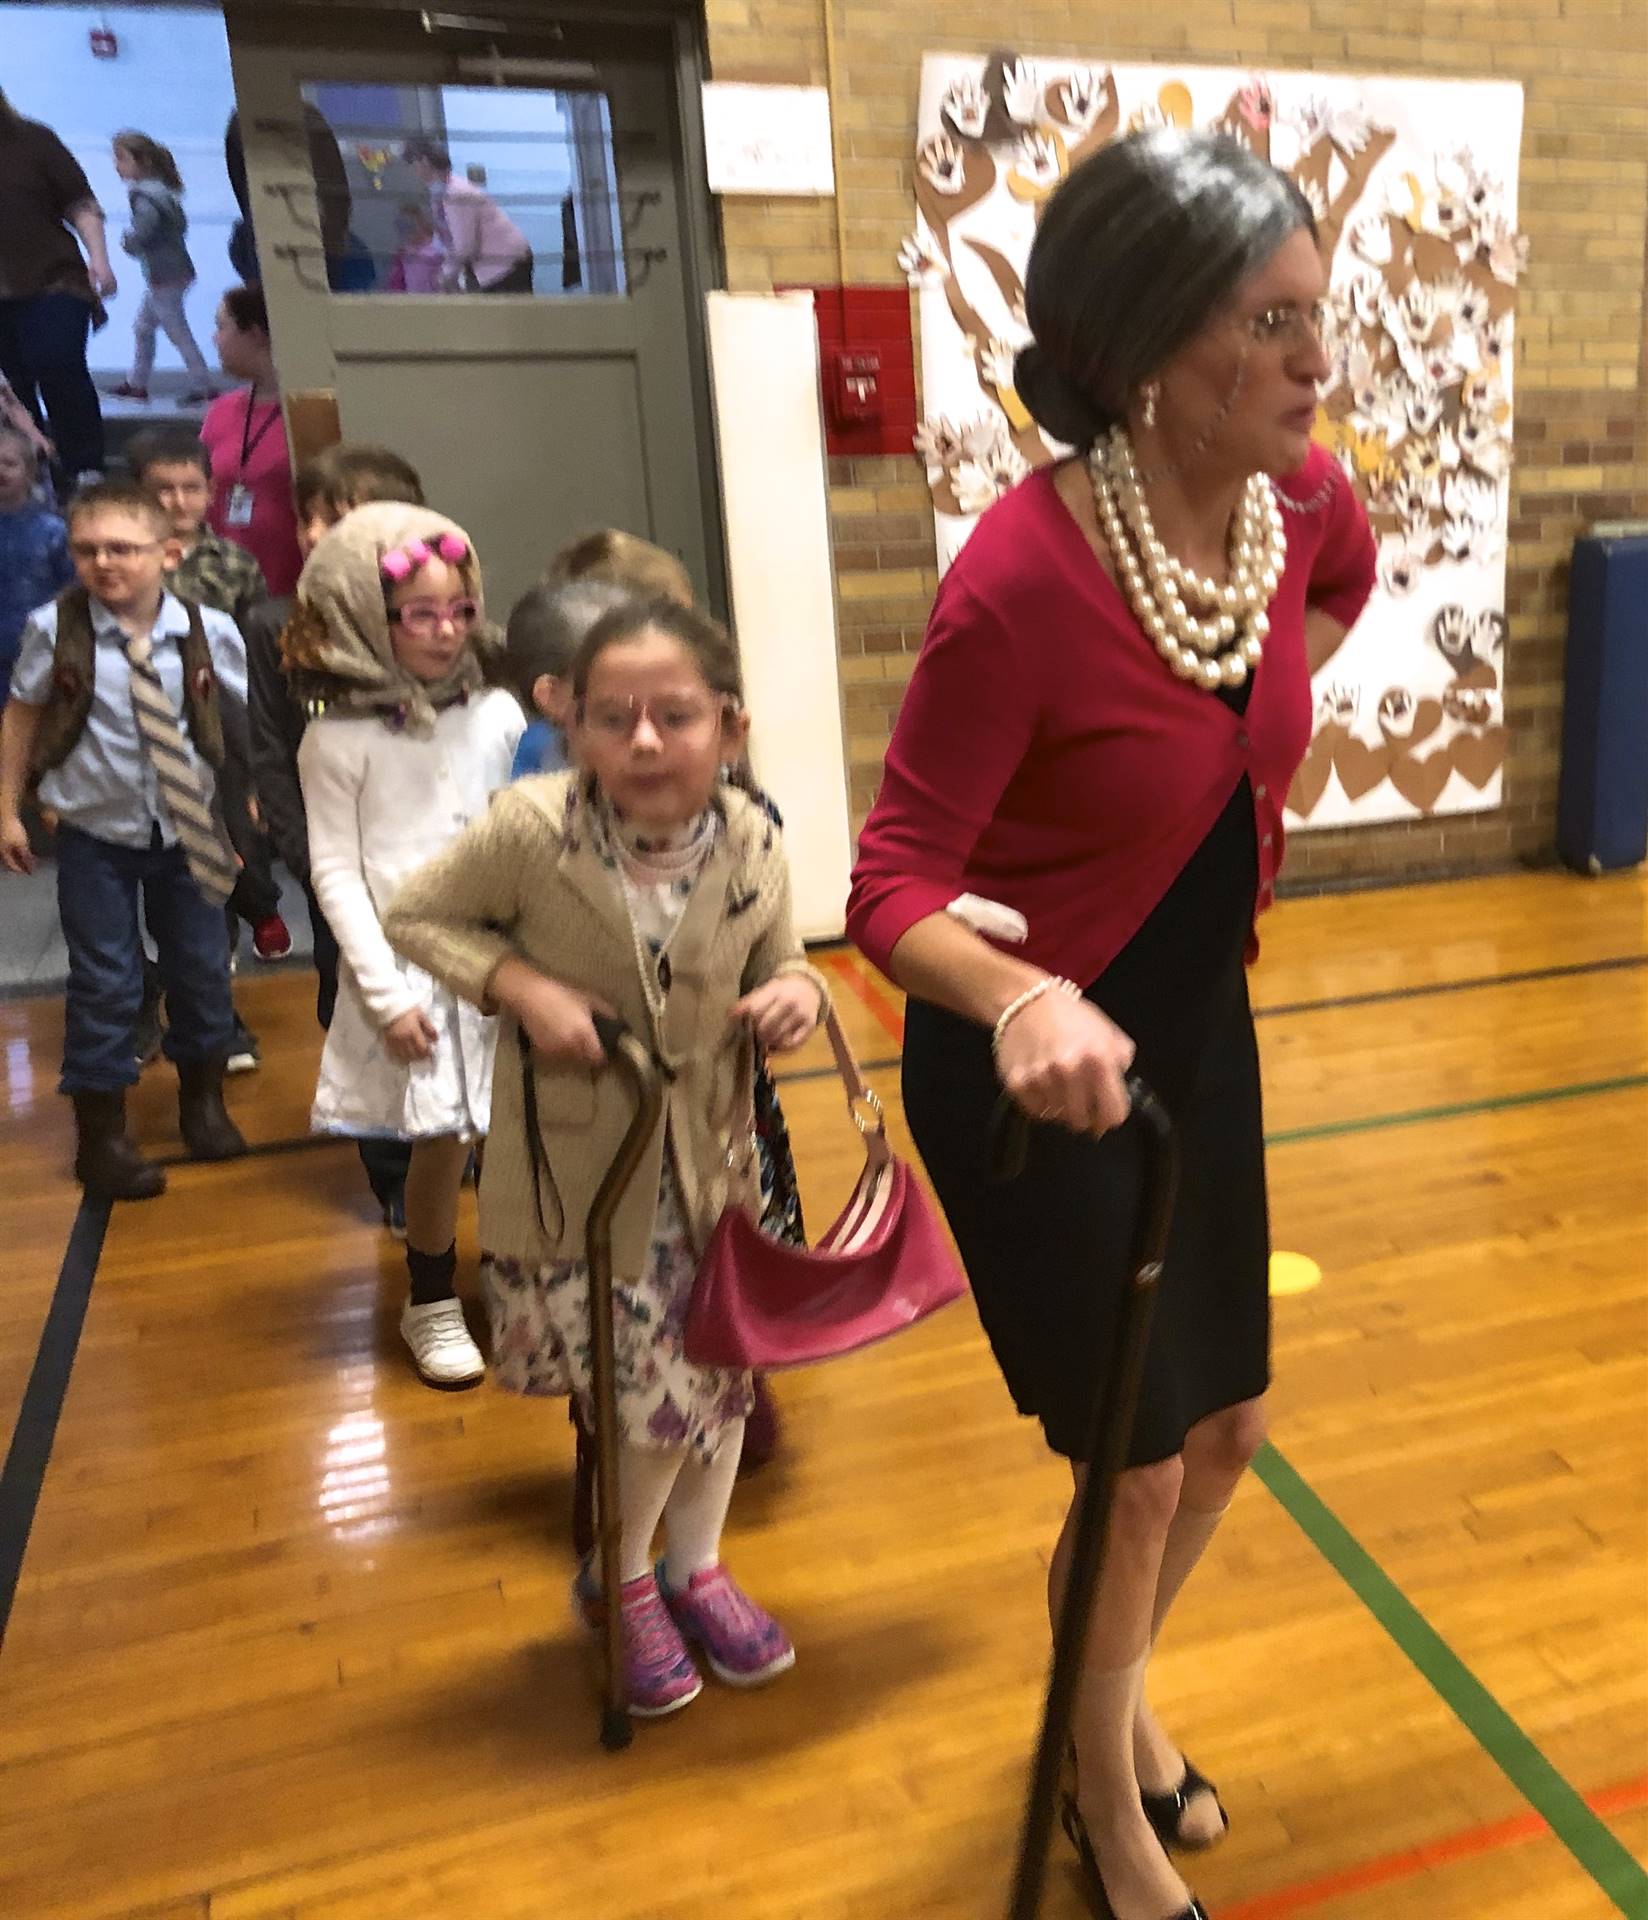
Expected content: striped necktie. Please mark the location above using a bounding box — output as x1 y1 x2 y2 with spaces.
125 632 239 906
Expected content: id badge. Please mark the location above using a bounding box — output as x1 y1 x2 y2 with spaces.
225 484 255 528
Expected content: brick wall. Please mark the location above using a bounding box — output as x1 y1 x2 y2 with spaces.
705 0 1648 884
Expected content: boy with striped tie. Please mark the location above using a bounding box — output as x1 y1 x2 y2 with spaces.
0 479 249 1198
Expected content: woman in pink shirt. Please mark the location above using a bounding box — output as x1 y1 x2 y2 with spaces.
848 132 1374 1920
200 285 301 596
403 139 533 294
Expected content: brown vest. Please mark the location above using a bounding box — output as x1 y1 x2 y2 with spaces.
29 587 226 782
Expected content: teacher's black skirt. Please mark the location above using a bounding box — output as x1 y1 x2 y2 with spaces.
902 778 1270 1468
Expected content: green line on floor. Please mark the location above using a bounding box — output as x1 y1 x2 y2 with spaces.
1267 1073 1648 1148
1255 1445 1648 1914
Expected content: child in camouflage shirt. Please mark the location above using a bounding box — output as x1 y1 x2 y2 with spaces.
128 426 266 629
128 427 289 1068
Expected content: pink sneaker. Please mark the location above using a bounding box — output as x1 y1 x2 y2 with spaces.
573 1558 701 1718
662 1563 795 1687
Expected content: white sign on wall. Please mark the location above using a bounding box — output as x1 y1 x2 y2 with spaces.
905 53 1527 830
702 82 836 197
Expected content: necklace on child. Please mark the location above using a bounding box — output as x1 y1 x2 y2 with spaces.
599 800 718 1019
611 810 716 888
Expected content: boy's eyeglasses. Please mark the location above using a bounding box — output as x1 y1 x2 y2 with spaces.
69 539 160 562
578 692 730 742
389 598 481 637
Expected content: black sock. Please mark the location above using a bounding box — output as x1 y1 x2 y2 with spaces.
406 1241 458 1306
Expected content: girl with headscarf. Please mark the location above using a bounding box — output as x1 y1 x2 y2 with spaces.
288 502 523 1389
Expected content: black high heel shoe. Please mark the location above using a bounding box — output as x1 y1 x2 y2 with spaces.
1140 1756 1229 1853
1058 1789 1211 1920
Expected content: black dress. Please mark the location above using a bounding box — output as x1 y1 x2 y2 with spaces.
901 684 1268 1468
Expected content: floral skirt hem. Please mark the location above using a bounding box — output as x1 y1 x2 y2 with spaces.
481 1171 750 1461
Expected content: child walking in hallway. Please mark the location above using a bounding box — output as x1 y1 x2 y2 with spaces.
107 132 216 407
0 479 248 1195
388 596 827 1713
288 503 522 1386
546 528 800 1518
246 443 425 1229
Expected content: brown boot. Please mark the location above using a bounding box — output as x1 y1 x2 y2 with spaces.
177 1058 248 1161
71 1089 166 1200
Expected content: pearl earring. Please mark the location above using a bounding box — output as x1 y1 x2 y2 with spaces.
1140 382 1160 432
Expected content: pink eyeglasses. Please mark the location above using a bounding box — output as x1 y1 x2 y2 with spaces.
389 597 480 638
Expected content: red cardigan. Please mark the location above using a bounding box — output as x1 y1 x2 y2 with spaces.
847 446 1377 986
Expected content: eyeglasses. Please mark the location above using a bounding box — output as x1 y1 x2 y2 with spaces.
578 692 730 743
389 597 480 637
1245 299 1329 348
69 538 160 562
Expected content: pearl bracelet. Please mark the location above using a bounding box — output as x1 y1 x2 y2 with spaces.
991 975 1082 1075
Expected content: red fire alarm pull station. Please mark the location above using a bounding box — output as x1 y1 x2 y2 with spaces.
90 25 119 57
828 348 882 428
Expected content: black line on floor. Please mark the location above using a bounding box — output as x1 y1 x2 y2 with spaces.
1251 952 1646 1020
0 1194 110 1653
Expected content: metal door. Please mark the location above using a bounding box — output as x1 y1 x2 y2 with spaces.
225 4 721 611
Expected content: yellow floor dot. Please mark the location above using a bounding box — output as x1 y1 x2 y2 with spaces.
1269 1251 1323 1296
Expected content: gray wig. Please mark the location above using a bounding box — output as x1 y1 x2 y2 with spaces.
1014 130 1316 450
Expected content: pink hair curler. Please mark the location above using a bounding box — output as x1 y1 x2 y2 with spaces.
381 533 466 583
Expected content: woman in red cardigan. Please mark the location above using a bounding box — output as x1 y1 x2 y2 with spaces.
848 131 1375 1920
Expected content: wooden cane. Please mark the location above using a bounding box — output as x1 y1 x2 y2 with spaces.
993 1077 1180 1919
586 1014 666 1751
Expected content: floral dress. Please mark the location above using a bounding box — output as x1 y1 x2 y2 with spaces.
482 803 756 1460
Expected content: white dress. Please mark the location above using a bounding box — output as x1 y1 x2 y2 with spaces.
299 688 524 1140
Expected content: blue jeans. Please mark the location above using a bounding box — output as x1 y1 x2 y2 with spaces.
0 293 105 481
57 824 236 1093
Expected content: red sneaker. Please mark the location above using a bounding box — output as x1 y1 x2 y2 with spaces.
573 1559 702 1717
251 914 293 961
662 1563 794 1687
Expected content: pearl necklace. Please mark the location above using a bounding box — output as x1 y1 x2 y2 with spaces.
1087 427 1287 692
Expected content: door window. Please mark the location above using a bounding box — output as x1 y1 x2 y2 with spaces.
294 80 626 297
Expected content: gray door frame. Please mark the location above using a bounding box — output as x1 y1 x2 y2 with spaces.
221 0 730 616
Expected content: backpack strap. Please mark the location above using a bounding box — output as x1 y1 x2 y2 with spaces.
26 586 98 781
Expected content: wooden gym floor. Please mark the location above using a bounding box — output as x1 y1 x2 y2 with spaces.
0 869 1644 1920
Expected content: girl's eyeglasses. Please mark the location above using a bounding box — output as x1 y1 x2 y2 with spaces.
389 598 480 637
578 692 731 743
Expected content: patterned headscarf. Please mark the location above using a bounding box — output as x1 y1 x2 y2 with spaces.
280 501 503 735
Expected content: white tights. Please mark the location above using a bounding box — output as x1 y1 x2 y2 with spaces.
614 1418 746 1586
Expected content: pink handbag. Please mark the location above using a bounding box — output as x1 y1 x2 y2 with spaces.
683 1009 970 1370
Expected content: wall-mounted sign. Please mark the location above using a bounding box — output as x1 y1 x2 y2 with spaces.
702 82 835 196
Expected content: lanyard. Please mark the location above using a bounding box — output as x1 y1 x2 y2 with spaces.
238 385 278 473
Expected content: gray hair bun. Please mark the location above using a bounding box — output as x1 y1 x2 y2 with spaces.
1013 341 1112 451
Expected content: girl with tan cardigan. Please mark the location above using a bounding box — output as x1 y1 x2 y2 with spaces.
387 597 828 1718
